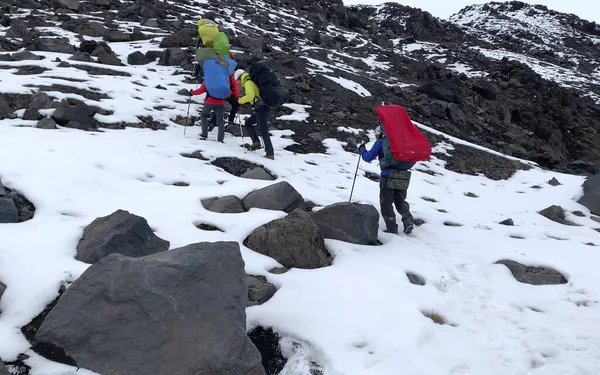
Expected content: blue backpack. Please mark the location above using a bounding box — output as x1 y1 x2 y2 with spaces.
202 55 237 100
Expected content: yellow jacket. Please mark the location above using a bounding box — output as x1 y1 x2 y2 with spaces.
238 73 260 106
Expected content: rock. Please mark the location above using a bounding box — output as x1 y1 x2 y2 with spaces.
572 211 585 217
591 216 600 224
406 272 425 286
69 51 94 62
105 30 131 42
22 107 42 121
241 167 274 181
75 209 170 264
159 28 195 48
37 118 57 129
472 79 498 100
201 195 246 214
0 280 5 300
235 35 265 54
79 40 97 54
539 205 576 226
310 202 379 245
127 51 149 65
446 103 466 124
578 175 600 216
243 181 305 213
0 197 18 223
160 47 192 70
29 91 52 111
51 100 92 127
244 209 330 269
0 356 8 375
269 267 288 274
548 177 561 186
96 51 124 66
246 275 277 306
35 242 266 375
496 259 568 285
11 50 43 61
0 96 12 119
428 100 448 118
418 80 464 104
57 0 80 11
33 37 75 54
499 218 514 226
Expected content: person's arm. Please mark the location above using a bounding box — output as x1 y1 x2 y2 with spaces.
361 140 382 162
238 81 257 104
191 83 206 96
230 76 240 98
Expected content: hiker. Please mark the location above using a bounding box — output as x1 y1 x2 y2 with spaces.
208 53 240 129
236 69 274 159
236 61 289 160
359 125 416 235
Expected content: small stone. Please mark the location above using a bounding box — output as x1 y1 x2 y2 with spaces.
548 177 561 186
499 218 514 226
414 218 425 226
268 267 288 274
406 272 425 286
572 211 585 217
465 192 478 198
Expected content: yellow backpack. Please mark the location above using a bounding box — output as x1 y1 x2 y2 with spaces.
197 19 219 47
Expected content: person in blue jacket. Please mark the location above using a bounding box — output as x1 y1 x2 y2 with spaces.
359 125 415 235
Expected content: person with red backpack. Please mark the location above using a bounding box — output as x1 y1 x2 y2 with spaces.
359 125 416 235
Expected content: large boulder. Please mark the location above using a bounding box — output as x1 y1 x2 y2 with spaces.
34 242 266 375
51 100 93 129
472 79 499 100
75 209 170 264
578 175 600 216
0 197 18 223
496 260 568 285
538 205 576 226
0 357 8 375
242 181 304 213
202 195 246 213
33 37 76 54
244 209 330 269
310 202 379 245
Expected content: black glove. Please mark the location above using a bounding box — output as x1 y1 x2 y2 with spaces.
358 143 366 153
189 89 194 96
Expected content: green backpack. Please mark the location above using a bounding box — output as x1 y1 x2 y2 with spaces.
213 32 230 56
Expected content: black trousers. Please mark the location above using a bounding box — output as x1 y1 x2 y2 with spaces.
379 176 414 233
209 96 239 125
244 101 273 156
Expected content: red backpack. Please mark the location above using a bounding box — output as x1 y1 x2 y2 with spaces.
376 104 431 163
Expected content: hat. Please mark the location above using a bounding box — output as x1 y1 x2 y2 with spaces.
234 69 244 81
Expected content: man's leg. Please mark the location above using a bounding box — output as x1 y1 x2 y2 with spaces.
227 97 240 123
394 189 414 234
244 113 261 146
255 103 273 157
214 105 225 142
379 177 399 234
200 104 213 138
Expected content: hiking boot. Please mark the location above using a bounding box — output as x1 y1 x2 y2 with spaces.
200 133 207 140
403 223 414 235
264 155 274 160
244 142 262 151
383 228 398 235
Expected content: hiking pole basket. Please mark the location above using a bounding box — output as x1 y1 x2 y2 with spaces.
349 152 361 202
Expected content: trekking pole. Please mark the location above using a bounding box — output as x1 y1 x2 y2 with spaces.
236 114 245 146
349 152 361 202
184 94 192 135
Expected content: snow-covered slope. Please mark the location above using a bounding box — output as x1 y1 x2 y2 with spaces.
0 1 600 374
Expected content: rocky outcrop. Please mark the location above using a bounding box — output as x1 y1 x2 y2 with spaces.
243 181 305 213
310 202 379 245
496 259 568 285
35 242 266 375
0 181 35 223
75 209 170 263
244 209 330 269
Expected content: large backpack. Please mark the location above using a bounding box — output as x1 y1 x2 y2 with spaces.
248 60 289 108
197 19 219 47
203 55 237 99
376 104 431 168
212 32 230 56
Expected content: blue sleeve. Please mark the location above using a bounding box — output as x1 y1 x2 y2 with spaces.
361 140 382 162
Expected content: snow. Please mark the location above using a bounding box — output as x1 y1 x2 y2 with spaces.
337 126 363 134
1 12 600 375
323 74 371 97
446 62 486 77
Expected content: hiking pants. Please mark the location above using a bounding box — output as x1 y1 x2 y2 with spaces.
379 176 414 233
201 104 225 142
244 100 273 156
209 96 239 125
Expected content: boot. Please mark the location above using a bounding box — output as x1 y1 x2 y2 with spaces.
264 155 274 160
244 142 262 151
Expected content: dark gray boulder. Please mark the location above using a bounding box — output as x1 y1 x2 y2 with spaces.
201 195 246 213
496 260 568 285
33 37 75 54
406 272 425 286
29 92 52 111
242 181 304 213
0 356 8 375
241 167 274 181
57 0 80 11
539 205 576 226
35 242 265 375
75 209 170 264
160 48 192 70
247 275 277 306
51 100 93 127
159 28 195 48
23 107 42 121
12 50 43 61
0 96 13 119
244 209 330 269
472 79 498 100
0 197 18 223
0 280 6 301
578 175 600 216
37 117 57 129
310 202 379 245
127 51 149 65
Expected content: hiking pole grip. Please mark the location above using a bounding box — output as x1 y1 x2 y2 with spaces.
349 152 361 202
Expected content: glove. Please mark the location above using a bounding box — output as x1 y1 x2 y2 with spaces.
189 89 194 96
358 143 366 153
